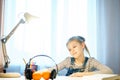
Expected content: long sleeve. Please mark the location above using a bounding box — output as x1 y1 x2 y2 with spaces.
85 57 113 74
48 57 71 72
57 57 71 71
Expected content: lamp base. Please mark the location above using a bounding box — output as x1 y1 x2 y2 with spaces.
0 72 21 78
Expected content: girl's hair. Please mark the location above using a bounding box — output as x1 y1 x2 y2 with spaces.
66 36 91 57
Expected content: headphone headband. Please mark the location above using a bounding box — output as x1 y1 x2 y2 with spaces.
28 54 58 74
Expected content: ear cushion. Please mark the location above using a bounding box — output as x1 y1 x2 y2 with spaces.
50 69 57 79
25 68 33 79
32 70 51 80
32 71 42 80
42 70 51 80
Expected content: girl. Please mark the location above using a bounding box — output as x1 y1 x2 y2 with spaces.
55 36 113 77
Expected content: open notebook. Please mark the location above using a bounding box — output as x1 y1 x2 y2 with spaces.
102 75 120 80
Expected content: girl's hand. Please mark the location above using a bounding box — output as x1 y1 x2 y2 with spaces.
69 72 94 77
69 72 83 77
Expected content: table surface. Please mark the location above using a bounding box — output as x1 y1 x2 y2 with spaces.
0 74 118 80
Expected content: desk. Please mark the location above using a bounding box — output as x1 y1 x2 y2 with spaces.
0 74 119 80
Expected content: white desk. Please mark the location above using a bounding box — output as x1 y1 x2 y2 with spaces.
0 74 119 80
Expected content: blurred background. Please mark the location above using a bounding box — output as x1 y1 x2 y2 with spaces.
0 0 120 75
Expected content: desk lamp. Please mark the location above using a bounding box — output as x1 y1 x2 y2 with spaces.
0 12 38 76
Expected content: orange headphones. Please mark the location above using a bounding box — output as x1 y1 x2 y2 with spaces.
24 55 58 80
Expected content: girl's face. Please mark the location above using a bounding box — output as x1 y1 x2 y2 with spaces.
67 40 85 58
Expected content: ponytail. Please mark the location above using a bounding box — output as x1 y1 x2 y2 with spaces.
85 45 91 57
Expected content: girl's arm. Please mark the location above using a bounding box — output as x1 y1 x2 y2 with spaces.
69 57 113 77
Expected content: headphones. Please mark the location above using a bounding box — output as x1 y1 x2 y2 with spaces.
24 54 58 80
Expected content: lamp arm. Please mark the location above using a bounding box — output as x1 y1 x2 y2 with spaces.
1 19 25 71
1 42 10 69
1 19 25 43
